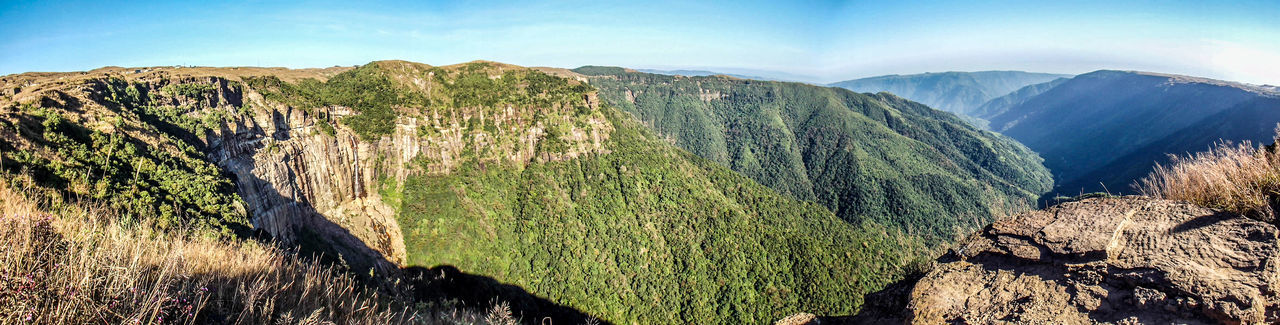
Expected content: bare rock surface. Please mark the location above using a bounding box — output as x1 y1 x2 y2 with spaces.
894 197 1279 324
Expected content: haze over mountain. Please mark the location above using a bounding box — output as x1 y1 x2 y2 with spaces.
575 66 1052 243
830 71 1071 116
984 70 1280 197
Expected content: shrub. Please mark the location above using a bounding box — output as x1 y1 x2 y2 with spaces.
1137 128 1280 222
161 83 216 98
318 119 337 137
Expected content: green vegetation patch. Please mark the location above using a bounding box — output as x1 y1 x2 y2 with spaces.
160 82 216 98
393 107 923 324
1 102 247 235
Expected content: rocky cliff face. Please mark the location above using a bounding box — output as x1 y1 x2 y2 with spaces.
77 71 413 273
0 63 612 277
204 91 410 274
193 62 611 275
857 197 1279 324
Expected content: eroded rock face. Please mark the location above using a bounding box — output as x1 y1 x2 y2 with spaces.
904 197 1280 324
205 92 410 274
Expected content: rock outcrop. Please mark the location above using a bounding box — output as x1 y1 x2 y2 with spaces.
892 197 1280 324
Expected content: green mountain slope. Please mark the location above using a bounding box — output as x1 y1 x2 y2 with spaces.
574 66 1053 243
0 61 925 324
986 70 1280 196
830 71 1070 116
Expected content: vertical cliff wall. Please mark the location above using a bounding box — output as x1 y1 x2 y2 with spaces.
204 93 410 273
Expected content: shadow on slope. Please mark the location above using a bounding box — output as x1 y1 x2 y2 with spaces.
403 265 602 324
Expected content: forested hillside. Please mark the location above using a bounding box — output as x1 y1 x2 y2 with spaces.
0 61 926 324
986 70 1280 196
394 107 924 323
575 66 1053 243
829 71 1068 116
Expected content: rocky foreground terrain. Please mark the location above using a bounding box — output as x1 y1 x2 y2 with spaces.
847 197 1279 324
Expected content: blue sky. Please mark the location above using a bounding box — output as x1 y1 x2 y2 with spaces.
2 0 1277 84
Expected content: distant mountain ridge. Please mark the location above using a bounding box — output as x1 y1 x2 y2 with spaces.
985 69 1280 197
971 77 1070 120
830 71 1071 116
634 67 823 83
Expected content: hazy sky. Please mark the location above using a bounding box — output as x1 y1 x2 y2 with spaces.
2 0 1277 84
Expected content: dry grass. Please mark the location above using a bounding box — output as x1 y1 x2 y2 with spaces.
1137 132 1280 222
0 185 512 324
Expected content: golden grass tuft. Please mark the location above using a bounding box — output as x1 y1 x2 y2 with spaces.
0 185 501 324
1137 130 1280 221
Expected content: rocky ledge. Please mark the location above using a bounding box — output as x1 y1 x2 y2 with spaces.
857 197 1279 324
